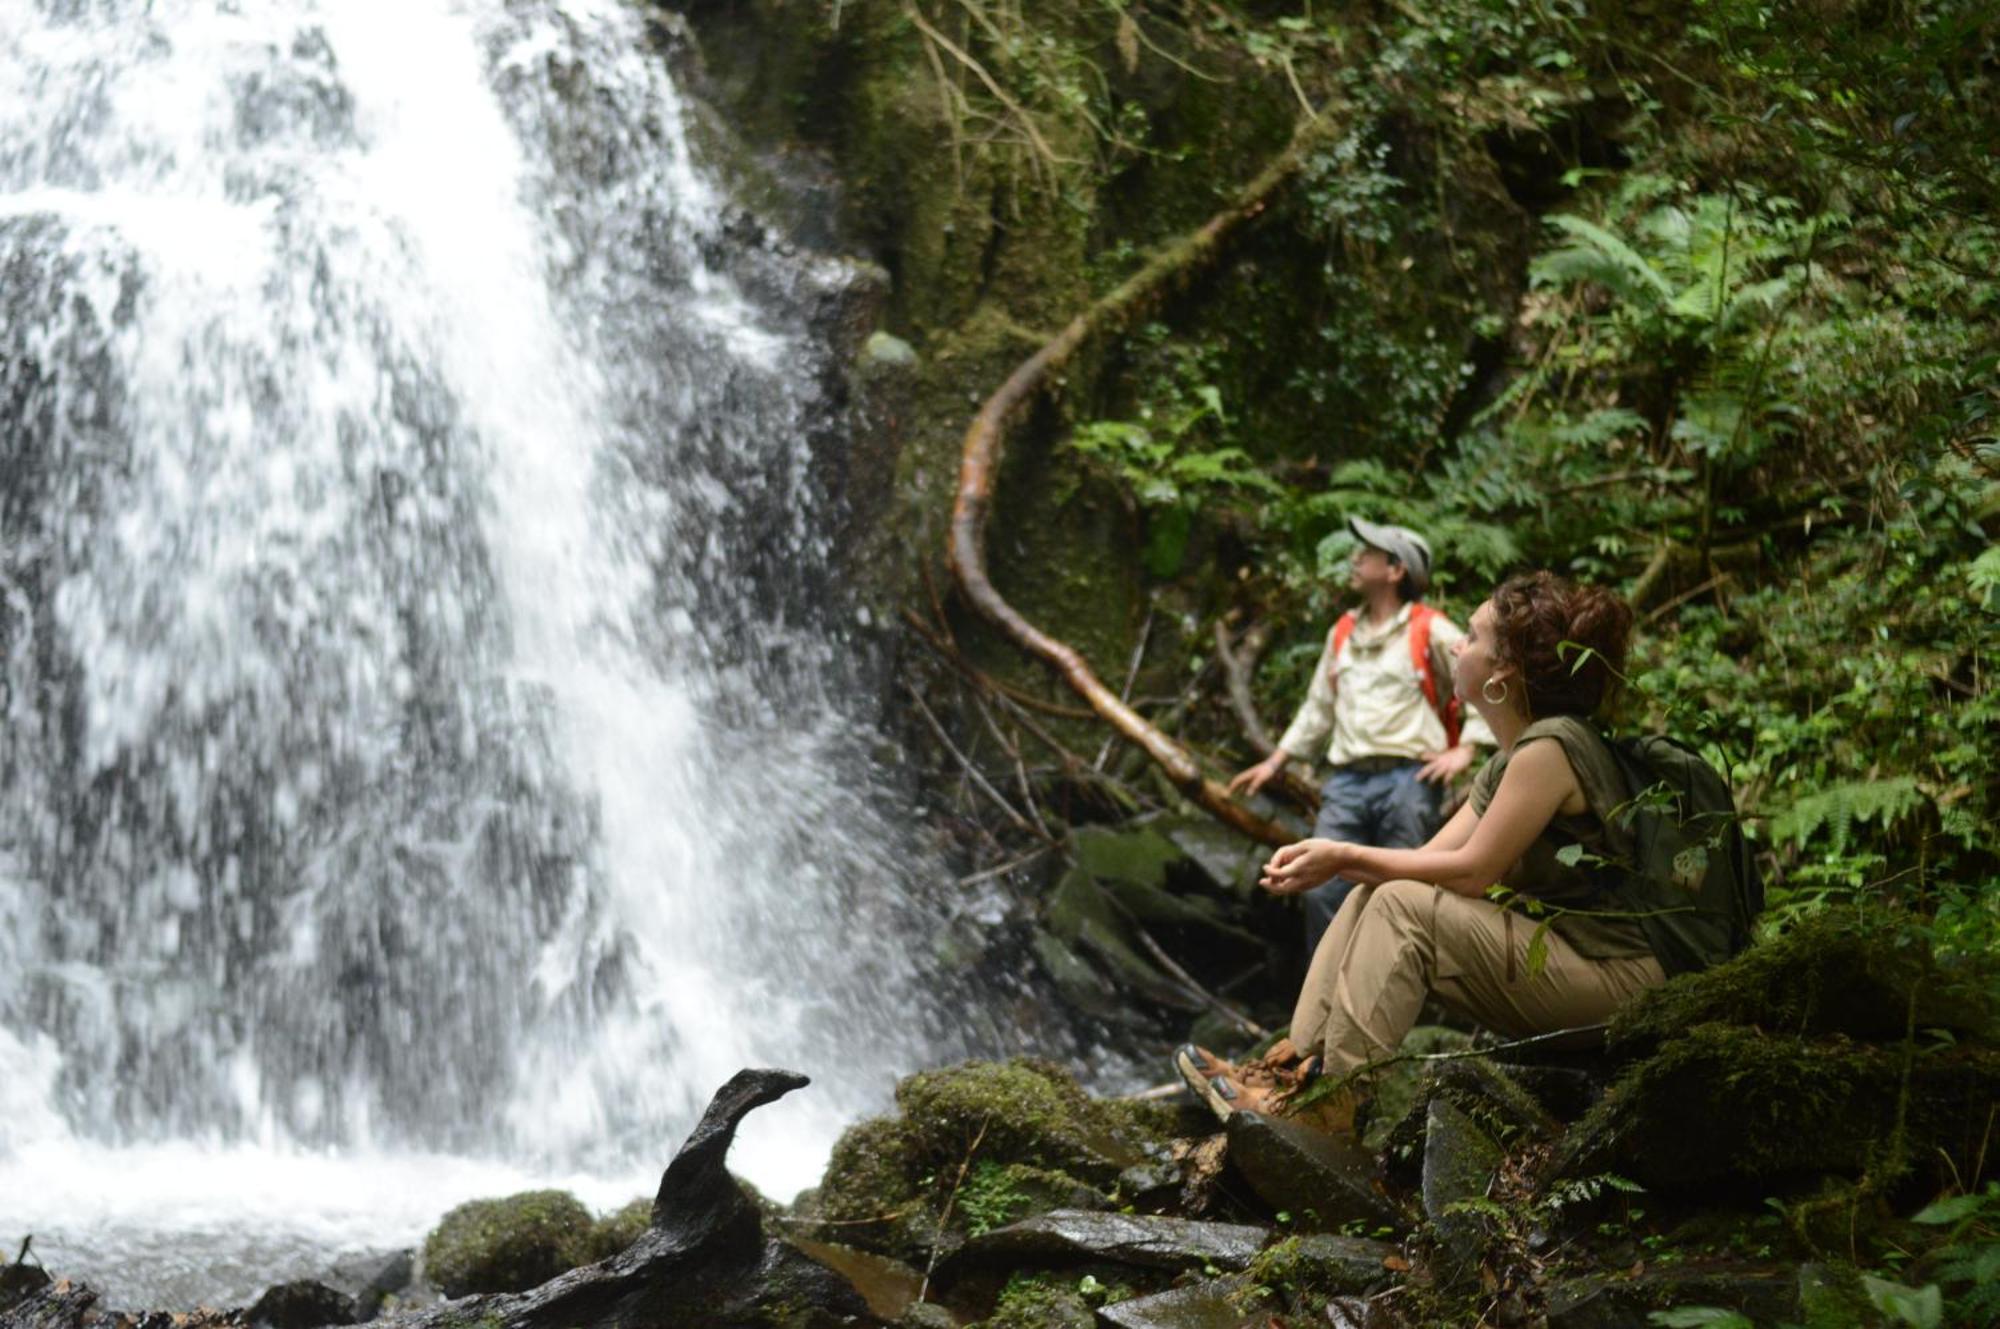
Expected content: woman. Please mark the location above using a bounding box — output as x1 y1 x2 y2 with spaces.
1177 571 1667 1132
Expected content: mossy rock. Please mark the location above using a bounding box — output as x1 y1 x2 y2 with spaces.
587 1197 652 1261
815 1115 945 1265
1559 1022 2000 1192
1609 912 1995 1050
894 1058 1160 1184
421 1189 596 1297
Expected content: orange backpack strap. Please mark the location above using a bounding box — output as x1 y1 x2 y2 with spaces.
1407 605 1464 747
1327 612 1356 686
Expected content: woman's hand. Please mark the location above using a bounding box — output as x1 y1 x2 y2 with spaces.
1258 838 1349 895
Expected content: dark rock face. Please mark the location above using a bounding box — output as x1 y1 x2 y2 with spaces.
1224 1112 1401 1229
0 1280 95 1329
246 1281 357 1329
1420 1098 1503 1291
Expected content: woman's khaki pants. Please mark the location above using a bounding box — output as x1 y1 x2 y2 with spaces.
1292 879 1666 1078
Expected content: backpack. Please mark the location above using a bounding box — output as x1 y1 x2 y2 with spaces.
1330 603 1464 746
1596 734 1764 976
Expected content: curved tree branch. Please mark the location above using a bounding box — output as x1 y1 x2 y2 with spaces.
948 114 1338 847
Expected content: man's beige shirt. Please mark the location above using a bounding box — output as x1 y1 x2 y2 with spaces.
1276 602 1495 767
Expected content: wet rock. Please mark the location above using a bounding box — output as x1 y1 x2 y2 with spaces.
324 1249 412 1319
1095 1276 1256 1329
944 1210 1268 1276
1545 1261 1800 1328
246 1280 356 1329
1224 1112 1401 1229
858 330 919 373
1116 1157 1184 1209
0 1279 94 1329
1420 1098 1502 1290
421 1190 596 1296
1156 817 1264 897
894 1303 956 1329
0 1264 51 1314
786 1239 925 1322
1244 1234 1396 1298
1323 1296 1395 1328
396 1068 880 1329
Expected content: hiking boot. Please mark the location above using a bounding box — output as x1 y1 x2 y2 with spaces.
1174 1041 1359 1136
1175 1040 1319 1116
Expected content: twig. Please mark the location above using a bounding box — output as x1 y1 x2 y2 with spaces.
1213 618 1275 753
972 692 1057 841
919 1116 992 1302
902 607 1097 720
1095 606 1155 770
1290 1023 1612 1111
1642 572 1730 625
957 844 1054 887
903 2 1070 184
905 685 1053 843
1129 921 1267 1038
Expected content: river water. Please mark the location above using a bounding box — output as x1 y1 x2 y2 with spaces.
0 0 968 1306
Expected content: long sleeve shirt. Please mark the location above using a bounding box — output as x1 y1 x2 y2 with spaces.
1275 602 1496 768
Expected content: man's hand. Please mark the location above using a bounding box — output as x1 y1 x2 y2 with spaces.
1228 750 1289 798
1259 838 1348 895
1417 742 1477 785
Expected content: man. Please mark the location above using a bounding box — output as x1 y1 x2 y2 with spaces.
1229 517 1494 954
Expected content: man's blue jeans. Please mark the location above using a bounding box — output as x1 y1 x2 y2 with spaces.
1302 761 1444 956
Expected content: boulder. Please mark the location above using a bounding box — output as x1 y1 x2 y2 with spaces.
1243 1234 1397 1299
1224 1112 1401 1229
323 1249 412 1319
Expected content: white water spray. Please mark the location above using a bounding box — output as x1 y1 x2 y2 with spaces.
0 0 960 1304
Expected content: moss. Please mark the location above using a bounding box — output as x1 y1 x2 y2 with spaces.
894 1058 1158 1184
1241 1235 1387 1307
1610 912 1996 1050
1561 1022 2000 1192
977 1271 1095 1329
815 1115 943 1264
587 1197 652 1260
421 1190 596 1297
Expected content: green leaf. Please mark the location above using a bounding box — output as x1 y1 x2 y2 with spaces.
1911 1194 1984 1226
1862 1275 1943 1329
1525 921 1551 979
1648 1310 1754 1328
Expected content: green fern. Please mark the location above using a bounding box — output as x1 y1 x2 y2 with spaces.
1772 776 1926 855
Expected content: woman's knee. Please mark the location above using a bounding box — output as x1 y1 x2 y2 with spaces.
1369 878 1436 923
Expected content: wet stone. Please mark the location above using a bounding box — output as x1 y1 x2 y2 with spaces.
1224 1112 1401 1230
1270 1234 1397 1293
1095 1276 1257 1329
945 1210 1268 1276
246 1280 357 1329
1420 1098 1502 1291
786 1238 925 1322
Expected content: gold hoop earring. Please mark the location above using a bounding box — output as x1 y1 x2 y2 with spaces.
1482 677 1509 706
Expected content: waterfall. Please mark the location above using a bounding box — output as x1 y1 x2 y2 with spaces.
0 0 961 1301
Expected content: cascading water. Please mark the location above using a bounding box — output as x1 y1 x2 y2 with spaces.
0 0 974 1304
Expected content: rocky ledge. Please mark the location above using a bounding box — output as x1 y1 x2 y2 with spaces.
4 915 1992 1329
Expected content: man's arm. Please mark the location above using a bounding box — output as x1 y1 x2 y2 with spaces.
1229 625 1339 797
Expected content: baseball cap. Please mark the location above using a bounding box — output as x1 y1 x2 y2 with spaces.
1348 517 1432 596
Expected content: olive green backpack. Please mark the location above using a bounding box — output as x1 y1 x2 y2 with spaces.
1596 734 1764 976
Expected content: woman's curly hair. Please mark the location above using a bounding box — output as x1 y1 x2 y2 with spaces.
1488 572 1634 719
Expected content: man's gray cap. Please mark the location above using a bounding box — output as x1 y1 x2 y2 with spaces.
1348 516 1432 596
